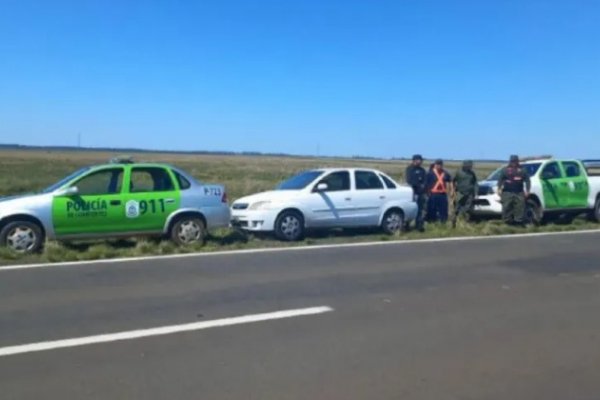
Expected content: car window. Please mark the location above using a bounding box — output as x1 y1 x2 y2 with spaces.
130 167 175 193
380 174 397 189
562 161 581 178
277 170 323 190
319 171 350 192
355 171 384 190
542 162 562 180
173 170 192 190
74 168 124 195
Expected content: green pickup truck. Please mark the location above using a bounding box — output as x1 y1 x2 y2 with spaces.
474 159 600 223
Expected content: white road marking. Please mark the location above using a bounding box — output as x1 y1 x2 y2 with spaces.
0 306 334 358
0 228 599 272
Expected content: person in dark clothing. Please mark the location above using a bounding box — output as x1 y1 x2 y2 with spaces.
498 155 531 226
405 154 427 232
426 159 452 223
451 160 478 227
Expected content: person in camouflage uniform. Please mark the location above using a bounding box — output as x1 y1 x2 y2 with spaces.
405 154 428 232
452 160 478 227
498 155 531 226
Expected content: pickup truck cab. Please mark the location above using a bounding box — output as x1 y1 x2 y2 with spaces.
474 159 600 223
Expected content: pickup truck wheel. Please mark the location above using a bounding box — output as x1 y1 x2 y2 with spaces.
170 217 206 246
382 209 404 235
525 199 543 226
275 210 305 241
594 198 600 222
0 221 44 254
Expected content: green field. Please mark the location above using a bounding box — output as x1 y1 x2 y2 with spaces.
0 149 597 264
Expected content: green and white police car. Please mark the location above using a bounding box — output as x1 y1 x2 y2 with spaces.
474 159 600 223
0 159 230 253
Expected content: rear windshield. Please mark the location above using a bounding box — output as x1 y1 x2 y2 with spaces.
277 171 323 190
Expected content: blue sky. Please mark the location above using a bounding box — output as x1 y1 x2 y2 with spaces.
1 0 598 159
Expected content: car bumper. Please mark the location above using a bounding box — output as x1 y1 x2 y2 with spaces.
230 209 277 232
204 205 232 229
472 195 503 215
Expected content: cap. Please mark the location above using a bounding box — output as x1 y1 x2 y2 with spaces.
435 159 444 165
412 154 423 161
509 155 520 163
463 160 474 167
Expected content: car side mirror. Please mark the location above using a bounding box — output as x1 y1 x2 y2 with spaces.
55 186 79 197
315 182 329 192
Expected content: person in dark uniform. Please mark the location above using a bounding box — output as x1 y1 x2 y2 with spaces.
451 160 478 227
426 159 452 223
498 155 531 226
405 154 427 232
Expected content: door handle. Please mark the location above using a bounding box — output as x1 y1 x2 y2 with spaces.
379 196 386 200
345 197 352 201
165 198 176 204
110 200 122 206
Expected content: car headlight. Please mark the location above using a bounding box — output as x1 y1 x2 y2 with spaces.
248 201 272 210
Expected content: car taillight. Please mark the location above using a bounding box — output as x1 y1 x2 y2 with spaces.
221 192 228 203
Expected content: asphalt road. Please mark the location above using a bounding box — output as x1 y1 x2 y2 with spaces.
2 231 600 400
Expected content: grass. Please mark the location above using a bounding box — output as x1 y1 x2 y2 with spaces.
0 149 597 265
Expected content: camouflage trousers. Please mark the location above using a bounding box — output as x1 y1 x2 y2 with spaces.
501 192 526 225
452 192 474 225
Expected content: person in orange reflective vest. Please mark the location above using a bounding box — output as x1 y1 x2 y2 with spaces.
426 159 453 223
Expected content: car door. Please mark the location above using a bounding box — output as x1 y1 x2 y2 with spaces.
123 166 181 232
52 167 126 236
305 171 354 227
352 170 386 226
560 161 589 208
540 162 564 210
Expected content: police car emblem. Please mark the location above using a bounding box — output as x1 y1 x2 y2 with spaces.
126 200 140 218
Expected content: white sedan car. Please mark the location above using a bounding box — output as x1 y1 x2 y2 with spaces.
231 168 418 241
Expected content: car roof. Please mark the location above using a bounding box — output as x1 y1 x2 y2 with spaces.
522 159 580 164
314 167 387 174
90 161 175 169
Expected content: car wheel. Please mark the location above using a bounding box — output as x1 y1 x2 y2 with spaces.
0 221 44 253
381 209 404 235
593 198 600 222
170 217 206 246
275 210 305 241
525 199 543 226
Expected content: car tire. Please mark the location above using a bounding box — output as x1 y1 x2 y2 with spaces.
274 210 305 241
0 220 44 254
593 198 600 223
381 209 404 235
170 216 206 246
525 199 543 226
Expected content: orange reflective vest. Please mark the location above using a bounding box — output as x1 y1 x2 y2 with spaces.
431 169 447 194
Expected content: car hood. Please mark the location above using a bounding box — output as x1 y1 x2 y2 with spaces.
0 193 51 214
479 180 498 187
234 190 303 205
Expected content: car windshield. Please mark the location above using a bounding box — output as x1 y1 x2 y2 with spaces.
276 170 323 190
485 163 542 181
523 163 542 176
41 167 91 193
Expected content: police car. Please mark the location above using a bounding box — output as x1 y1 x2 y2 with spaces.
231 168 418 241
0 158 230 253
474 158 600 223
